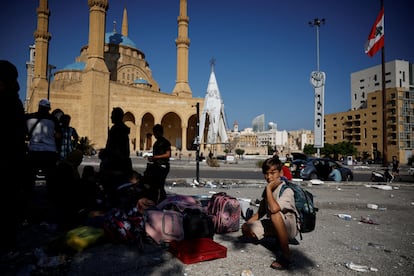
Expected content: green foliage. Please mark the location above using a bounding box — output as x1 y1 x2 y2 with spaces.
77 136 96 156
303 144 316 155
267 144 276 155
304 142 357 160
235 148 245 157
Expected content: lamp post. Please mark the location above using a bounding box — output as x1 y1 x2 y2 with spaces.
309 18 325 158
309 18 325 72
47 64 56 100
193 102 200 183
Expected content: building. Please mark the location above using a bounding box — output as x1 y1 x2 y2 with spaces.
325 60 414 163
351 60 413 110
26 0 203 157
252 114 265 133
288 129 314 152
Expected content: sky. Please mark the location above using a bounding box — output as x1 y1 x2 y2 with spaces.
1 0 413 131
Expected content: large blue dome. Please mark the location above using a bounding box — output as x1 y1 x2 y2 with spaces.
62 61 85 70
105 32 137 48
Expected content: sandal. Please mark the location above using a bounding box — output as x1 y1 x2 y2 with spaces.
270 256 291 270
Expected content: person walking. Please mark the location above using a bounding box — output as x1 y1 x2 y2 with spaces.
391 156 400 182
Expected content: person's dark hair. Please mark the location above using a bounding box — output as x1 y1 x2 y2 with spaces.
111 107 124 122
153 124 163 135
0 60 20 92
52 108 64 121
61 114 71 126
262 156 283 174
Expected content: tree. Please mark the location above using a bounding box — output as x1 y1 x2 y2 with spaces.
303 144 316 156
235 148 245 158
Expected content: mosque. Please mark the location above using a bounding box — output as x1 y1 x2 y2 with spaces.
25 0 228 157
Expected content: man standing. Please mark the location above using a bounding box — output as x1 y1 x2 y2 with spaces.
26 98 62 191
147 124 171 203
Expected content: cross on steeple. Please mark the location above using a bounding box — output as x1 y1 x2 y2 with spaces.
210 57 216 72
113 20 117 32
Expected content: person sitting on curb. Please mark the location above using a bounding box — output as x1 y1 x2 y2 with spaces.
328 164 342 182
241 156 299 270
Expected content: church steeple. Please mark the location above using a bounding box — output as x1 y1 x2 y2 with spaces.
172 0 192 97
121 7 128 36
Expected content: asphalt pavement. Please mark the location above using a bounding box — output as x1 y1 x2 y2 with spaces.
2 157 414 275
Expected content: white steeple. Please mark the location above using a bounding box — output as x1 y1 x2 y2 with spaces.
198 60 229 144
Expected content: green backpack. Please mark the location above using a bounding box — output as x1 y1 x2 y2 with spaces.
280 182 318 239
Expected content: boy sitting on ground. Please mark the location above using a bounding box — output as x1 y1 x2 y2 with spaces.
241 156 299 270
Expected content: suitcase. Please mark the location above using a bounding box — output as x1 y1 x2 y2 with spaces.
207 192 241 233
169 238 227 264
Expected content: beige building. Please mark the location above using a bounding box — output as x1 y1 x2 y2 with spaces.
25 0 204 157
325 60 414 163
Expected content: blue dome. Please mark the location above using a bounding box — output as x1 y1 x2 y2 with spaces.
105 32 137 48
62 61 85 70
134 78 149 84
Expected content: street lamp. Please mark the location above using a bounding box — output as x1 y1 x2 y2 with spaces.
192 102 200 183
47 64 56 100
309 18 325 158
308 18 325 72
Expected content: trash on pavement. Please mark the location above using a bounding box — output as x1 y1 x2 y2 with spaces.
310 179 324 185
345 262 378 272
335 214 352 220
364 184 393 191
240 269 254 276
367 203 378 209
360 216 379 225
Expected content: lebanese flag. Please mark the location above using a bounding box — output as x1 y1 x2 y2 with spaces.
364 7 384 57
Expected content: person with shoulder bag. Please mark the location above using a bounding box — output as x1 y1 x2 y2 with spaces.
26 98 62 192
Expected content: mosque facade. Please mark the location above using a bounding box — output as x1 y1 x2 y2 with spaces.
25 0 206 157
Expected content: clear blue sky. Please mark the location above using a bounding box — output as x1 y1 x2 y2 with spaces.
1 0 412 131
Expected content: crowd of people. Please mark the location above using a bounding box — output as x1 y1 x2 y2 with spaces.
0 60 172 257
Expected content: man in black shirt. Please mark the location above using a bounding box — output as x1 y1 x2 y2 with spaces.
146 124 171 203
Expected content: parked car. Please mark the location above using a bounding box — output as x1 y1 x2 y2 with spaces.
299 158 353 181
142 151 153 158
290 159 308 179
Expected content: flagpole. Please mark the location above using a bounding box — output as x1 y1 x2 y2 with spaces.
380 0 387 168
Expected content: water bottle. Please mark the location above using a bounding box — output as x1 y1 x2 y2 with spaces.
336 214 352 220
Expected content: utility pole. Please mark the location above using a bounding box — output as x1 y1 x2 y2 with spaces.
195 102 200 183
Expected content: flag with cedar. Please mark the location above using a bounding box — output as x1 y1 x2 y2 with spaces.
364 7 384 57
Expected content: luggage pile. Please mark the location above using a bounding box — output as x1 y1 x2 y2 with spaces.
101 192 242 263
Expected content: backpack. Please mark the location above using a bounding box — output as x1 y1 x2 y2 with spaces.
279 182 318 239
207 192 241 234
